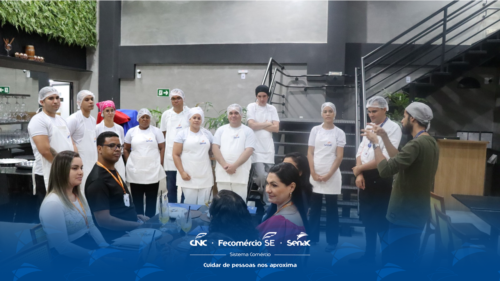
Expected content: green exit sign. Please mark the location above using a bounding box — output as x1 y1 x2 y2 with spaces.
157 89 169 97
0 86 10 94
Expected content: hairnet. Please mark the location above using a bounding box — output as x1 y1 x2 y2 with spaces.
255 85 270 96
137 108 152 121
321 102 337 115
366 96 389 111
96 100 115 112
227 103 243 116
38 86 60 105
170 88 185 100
406 102 433 130
76 90 95 109
187 107 204 124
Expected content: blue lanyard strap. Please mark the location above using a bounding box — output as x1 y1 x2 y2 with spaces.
368 117 388 148
414 130 426 139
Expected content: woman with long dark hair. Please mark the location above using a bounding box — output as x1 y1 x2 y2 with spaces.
39 151 108 259
257 162 308 255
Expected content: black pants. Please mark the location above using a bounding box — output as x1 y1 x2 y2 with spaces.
130 182 159 218
359 169 392 258
166 171 184 203
309 193 338 245
35 174 47 216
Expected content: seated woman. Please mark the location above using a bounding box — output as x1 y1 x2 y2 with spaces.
257 162 309 256
39 151 108 260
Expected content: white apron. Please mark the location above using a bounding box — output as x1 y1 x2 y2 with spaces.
215 126 252 185
164 109 189 171
126 128 166 184
76 127 97 195
176 129 213 189
34 124 74 193
251 105 275 164
309 128 342 195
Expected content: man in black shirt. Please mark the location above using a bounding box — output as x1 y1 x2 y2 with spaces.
86 131 149 241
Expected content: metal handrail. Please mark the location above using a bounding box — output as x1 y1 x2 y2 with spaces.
261 58 285 86
362 0 459 61
275 81 354 88
365 0 478 70
365 4 499 91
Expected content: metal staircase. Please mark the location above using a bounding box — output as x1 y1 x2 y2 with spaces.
357 0 500 119
261 59 362 234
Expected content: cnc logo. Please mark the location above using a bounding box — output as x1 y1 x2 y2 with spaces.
324 141 333 147
287 232 311 246
233 134 240 139
176 123 182 129
263 232 277 240
200 140 207 145
190 233 208 246
263 232 277 247
146 138 153 143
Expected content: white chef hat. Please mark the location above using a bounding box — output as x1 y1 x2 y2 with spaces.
227 103 242 116
366 96 389 111
76 90 95 109
137 108 152 121
405 102 433 130
321 102 336 115
187 107 204 124
38 86 60 105
170 88 185 101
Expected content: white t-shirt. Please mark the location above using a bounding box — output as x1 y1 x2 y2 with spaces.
246 102 280 163
174 128 213 144
356 118 402 164
124 126 165 144
28 112 70 175
95 122 125 144
160 106 190 132
66 111 96 145
213 124 256 148
39 193 107 258
308 125 347 147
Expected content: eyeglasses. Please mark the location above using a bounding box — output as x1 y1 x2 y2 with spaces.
102 143 123 150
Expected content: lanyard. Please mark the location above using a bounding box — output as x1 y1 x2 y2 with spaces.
368 117 388 148
274 201 293 215
97 161 126 194
414 130 426 139
72 196 89 229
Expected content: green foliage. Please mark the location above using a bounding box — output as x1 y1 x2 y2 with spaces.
385 91 427 124
149 106 171 128
199 102 247 130
0 0 97 47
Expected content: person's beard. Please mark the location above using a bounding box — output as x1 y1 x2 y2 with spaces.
402 120 413 135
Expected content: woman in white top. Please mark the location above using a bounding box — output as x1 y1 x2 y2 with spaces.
95 100 127 182
173 107 214 205
307 102 346 253
39 151 108 260
123 108 166 218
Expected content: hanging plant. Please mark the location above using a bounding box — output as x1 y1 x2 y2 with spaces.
0 0 97 47
386 91 427 124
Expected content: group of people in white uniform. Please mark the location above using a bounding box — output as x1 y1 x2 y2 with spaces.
28 83 366 255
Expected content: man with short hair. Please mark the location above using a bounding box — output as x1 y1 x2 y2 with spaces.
160 88 189 203
247 85 280 204
351 96 402 264
212 104 256 202
85 131 149 240
66 90 98 194
362 102 439 269
28 86 76 215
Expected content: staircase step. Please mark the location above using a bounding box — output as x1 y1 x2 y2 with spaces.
486 39 500 43
430 72 451 76
342 185 358 191
339 217 363 226
274 154 355 161
341 170 354 175
338 201 358 208
280 118 355 125
274 142 355 148
275 131 310 135
449 61 469 66
467 50 488 55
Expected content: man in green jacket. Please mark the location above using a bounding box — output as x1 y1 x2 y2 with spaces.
362 102 439 269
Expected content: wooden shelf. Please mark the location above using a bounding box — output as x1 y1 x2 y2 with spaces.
0 54 91 73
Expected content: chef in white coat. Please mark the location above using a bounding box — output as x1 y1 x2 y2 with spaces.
172 107 214 205
160 88 189 203
212 104 256 202
307 102 345 253
123 108 166 218
28 86 76 217
246 85 280 204
66 90 98 195
95 100 126 182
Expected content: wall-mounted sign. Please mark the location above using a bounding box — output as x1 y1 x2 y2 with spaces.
157 89 170 97
0 86 10 94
